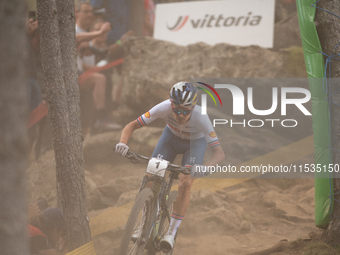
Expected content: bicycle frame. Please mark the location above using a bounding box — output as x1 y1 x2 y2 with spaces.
119 151 190 254
137 171 179 251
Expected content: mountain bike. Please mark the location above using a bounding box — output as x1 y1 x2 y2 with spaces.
118 150 191 255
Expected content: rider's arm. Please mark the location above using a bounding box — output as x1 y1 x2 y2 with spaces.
203 145 225 166
120 100 171 145
119 120 142 144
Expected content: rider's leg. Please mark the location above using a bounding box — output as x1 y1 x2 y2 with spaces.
173 174 194 215
166 174 194 236
166 136 207 237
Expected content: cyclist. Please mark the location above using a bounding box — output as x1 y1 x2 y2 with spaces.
115 81 225 252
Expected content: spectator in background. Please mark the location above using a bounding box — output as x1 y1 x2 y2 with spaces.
28 202 41 221
29 198 49 223
89 0 155 108
29 208 68 255
75 2 122 133
88 20 110 65
144 0 155 36
90 0 130 45
106 29 134 108
26 16 46 157
75 2 112 43
89 0 134 109
26 18 42 111
89 20 133 110
88 20 114 110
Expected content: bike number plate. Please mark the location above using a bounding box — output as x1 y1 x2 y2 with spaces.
146 158 169 177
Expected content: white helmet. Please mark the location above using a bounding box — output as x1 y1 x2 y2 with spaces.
169 82 198 107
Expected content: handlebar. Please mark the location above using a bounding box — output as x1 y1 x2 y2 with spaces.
125 150 191 175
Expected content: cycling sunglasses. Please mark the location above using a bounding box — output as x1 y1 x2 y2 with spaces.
172 107 191 115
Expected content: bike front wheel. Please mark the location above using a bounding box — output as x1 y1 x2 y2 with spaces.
148 190 178 255
119 188 155 255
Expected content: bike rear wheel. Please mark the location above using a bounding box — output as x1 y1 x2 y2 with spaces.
148 190 178 255
119 188 155 255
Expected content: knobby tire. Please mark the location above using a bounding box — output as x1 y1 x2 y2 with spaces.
148 190 178 255
119 188 155 255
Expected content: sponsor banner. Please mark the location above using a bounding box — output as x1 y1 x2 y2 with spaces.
154 0 275 47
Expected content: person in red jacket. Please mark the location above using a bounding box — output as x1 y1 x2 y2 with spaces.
29 208 68 255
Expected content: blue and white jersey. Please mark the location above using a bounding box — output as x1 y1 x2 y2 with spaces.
137 100 220 148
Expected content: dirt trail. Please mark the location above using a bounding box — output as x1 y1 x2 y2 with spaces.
87 155 317 255
28 129 318 255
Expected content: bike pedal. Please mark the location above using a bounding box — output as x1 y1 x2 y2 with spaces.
131 228 143 243
131 236 146 245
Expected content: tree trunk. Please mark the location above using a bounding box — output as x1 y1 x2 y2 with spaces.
0 0 29 254
37 0 91 250
316 0 340 246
